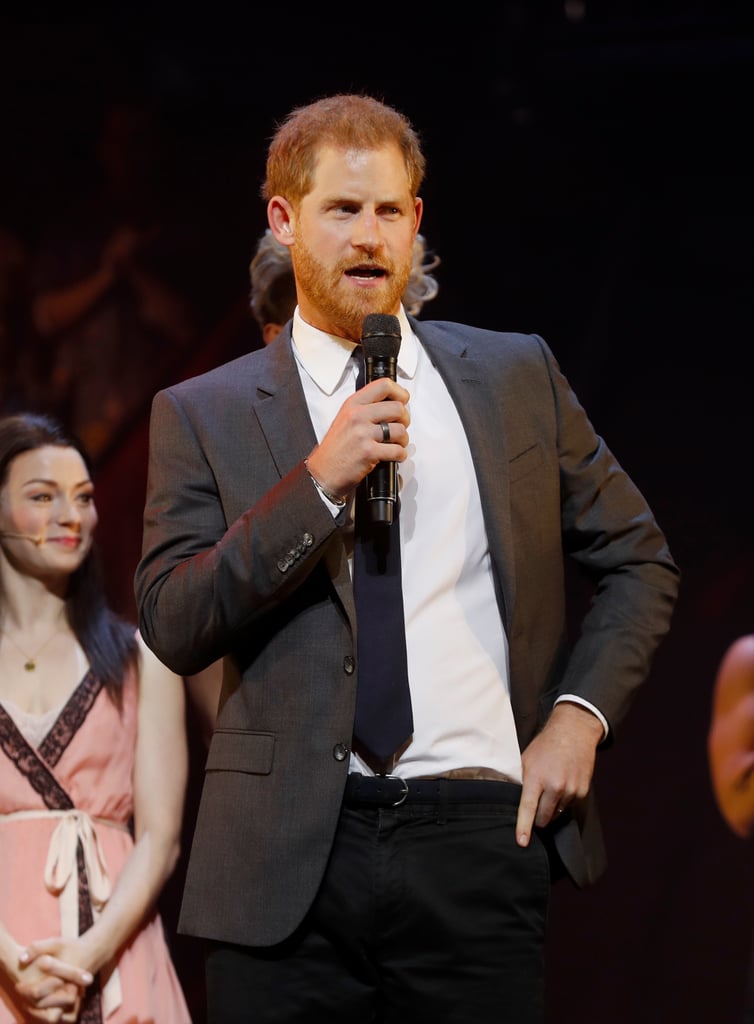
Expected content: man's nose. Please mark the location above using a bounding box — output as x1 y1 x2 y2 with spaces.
352 211 381 252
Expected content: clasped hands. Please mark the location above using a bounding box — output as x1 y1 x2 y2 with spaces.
13 937 93 1023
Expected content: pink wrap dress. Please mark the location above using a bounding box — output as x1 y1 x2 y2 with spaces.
0 666 191 1023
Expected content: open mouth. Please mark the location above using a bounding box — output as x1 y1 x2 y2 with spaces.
345 265 386 280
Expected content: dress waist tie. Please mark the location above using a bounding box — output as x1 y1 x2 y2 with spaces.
2 808 129 1017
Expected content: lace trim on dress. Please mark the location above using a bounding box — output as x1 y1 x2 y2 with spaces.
0 670 106 1023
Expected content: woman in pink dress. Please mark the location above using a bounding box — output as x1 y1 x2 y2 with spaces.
0 411 191 1023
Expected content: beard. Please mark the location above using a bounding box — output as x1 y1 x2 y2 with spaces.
291 237 412 341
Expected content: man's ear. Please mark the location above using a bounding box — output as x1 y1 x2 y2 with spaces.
268 197 295 246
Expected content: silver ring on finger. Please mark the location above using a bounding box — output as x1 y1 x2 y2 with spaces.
379 421 390 443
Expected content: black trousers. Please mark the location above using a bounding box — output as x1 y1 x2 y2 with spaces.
205 783 550 1023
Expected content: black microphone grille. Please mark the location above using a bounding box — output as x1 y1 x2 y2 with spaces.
361 313 401 359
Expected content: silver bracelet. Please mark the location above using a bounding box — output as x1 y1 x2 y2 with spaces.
304 458 347 508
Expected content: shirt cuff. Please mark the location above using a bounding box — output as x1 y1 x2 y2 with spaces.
555 694 609 741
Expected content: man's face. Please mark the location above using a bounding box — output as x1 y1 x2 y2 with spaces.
290 144 422 342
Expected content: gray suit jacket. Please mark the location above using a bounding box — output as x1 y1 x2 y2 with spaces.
135 318 679 947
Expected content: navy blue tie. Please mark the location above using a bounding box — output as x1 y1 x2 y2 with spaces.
352 353 413 764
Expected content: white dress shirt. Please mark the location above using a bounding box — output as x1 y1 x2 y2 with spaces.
291 306 605 780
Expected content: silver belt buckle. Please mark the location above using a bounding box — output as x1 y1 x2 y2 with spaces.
385 774 409 807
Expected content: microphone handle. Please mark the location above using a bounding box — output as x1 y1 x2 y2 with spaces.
365 353 398 525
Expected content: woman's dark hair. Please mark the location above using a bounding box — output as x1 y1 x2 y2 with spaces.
0 411 138 704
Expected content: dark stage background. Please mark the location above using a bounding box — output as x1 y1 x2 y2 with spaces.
2 5 753 1022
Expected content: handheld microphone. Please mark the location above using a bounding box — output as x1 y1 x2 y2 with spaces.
361 313 402 525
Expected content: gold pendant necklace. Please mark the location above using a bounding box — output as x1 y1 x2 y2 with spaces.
0 628 63 671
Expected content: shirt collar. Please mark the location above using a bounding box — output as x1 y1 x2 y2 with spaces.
291 305 418 394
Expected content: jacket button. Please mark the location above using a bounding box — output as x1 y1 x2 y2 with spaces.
333 744 348 761
343 656 355 674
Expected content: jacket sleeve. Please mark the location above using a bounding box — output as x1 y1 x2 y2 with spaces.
539 334 680 735
134 384 343 676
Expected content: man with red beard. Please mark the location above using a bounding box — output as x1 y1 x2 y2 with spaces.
136 93 679 1023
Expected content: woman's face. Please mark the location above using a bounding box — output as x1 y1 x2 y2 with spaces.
0 445 97 579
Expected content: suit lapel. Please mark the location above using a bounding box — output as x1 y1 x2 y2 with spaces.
250 330 354 617
413 322 516 632
251 329 319 480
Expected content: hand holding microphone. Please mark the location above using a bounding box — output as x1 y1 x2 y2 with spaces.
304 314 408 510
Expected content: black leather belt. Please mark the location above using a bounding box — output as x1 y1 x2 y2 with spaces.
343 773 522 809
